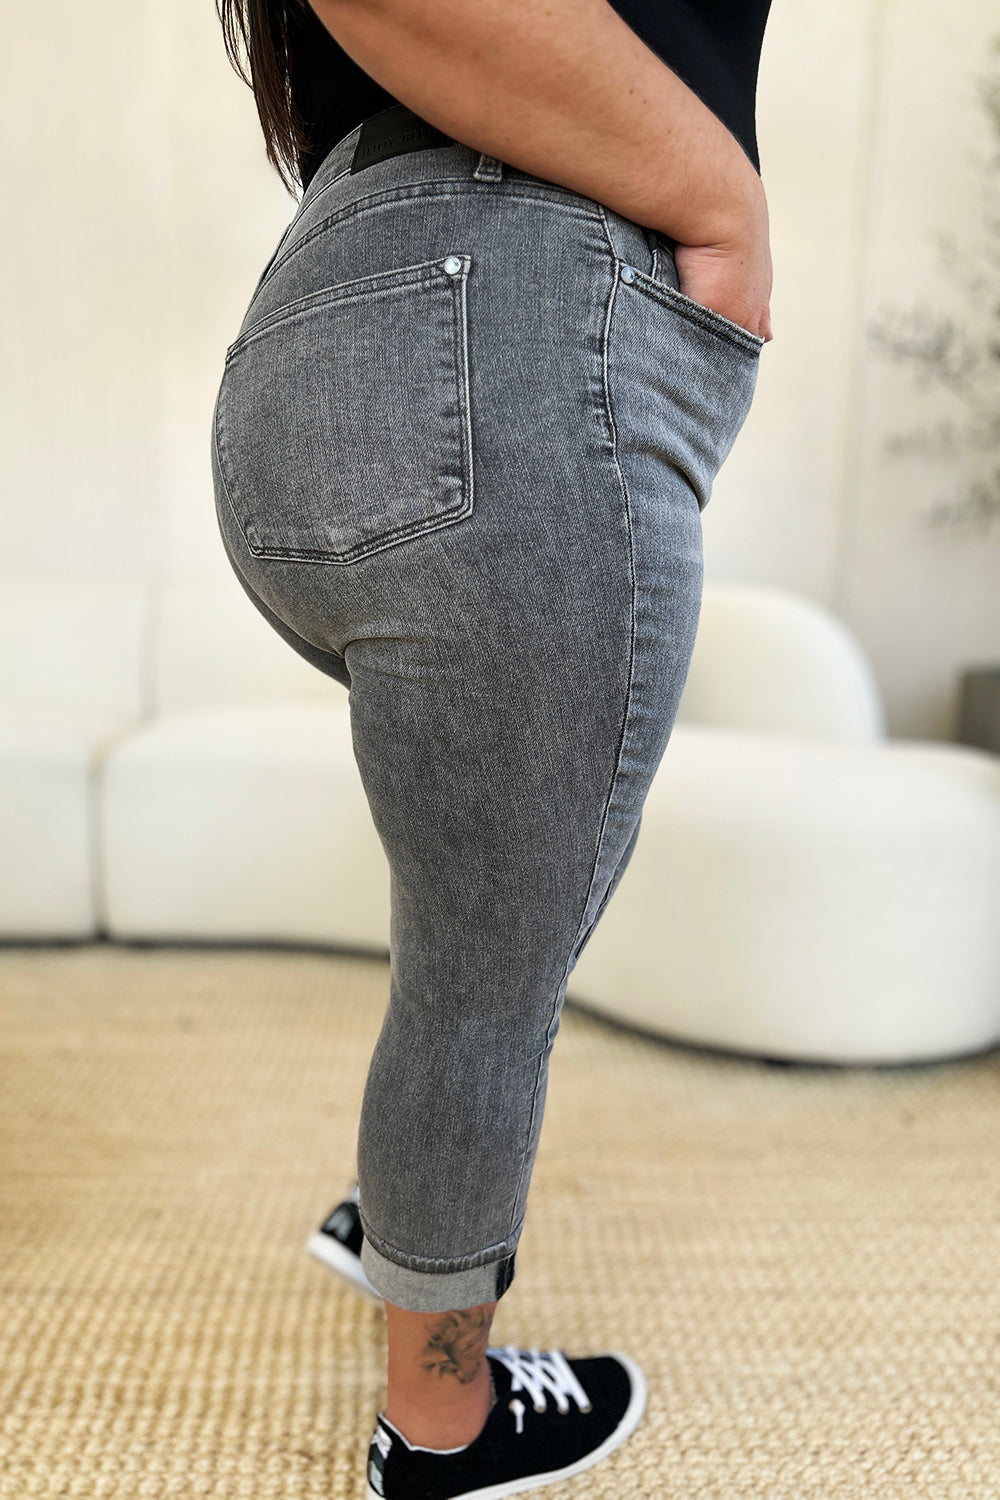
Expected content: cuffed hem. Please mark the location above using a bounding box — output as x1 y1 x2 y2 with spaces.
360 1237 517 1313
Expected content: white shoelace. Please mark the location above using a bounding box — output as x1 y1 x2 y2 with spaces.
488 1346 593 1432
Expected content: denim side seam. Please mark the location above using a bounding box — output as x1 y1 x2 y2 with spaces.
553 202 641 1001
504 212 639 1243
571 203 642 994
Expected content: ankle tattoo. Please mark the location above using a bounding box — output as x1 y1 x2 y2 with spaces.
417 1307 494 1385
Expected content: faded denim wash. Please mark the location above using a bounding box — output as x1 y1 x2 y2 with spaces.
210 105 763 1312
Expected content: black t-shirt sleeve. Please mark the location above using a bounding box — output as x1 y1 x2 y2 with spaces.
293 0 773 192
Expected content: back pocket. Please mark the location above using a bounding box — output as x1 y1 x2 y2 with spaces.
214 254 474 565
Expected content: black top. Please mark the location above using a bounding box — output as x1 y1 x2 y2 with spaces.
292 0 773 194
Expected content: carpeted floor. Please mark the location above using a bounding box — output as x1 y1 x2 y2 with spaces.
1 943 998 1498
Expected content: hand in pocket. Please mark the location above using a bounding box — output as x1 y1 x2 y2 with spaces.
670 186 774 343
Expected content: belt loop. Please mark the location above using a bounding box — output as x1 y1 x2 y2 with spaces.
473 152 505 182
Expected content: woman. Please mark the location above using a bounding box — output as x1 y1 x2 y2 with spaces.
211 0 773 1493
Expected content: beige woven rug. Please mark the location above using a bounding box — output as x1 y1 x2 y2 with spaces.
1 944 998 1499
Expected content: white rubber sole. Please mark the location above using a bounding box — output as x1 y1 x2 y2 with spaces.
364 1350 648 1500
305 1231 383 1302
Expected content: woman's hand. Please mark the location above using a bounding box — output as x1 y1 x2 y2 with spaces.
670 182 774 342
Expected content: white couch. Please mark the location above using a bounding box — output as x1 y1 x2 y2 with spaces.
98 574 389 952
4 571 998 1065
0 580 148 937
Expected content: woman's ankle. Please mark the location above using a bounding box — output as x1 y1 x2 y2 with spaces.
383 1298 498 1449
384 1356 496 1449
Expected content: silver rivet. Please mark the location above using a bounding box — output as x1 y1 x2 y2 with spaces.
443 255 462 276
620 264 636 284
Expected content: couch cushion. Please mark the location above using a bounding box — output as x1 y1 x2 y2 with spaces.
99 702 389 949
0 701 138 937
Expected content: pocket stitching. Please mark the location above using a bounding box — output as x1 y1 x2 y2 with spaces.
226 256 455 363
215 256 475 567
627 262 764 355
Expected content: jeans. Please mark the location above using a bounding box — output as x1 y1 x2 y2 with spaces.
210 105 762 1312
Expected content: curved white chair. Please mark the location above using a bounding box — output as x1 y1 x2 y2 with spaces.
569 584 1000 1064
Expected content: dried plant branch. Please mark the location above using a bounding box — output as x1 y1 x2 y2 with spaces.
866 34 1000 537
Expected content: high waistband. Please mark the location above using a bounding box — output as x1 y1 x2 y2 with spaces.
301 103 505 212
262 99 671 344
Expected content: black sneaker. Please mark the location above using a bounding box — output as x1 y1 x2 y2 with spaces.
305 1184 381 1302
365 1344 647 1499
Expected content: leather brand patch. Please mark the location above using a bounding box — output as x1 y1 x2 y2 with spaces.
350 106 453 175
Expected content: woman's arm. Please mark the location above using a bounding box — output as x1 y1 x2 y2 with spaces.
309 0 772 339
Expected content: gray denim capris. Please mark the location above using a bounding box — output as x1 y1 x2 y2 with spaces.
210 104 762 1312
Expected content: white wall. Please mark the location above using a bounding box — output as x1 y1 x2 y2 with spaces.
718 0 1000 738
2 0 997 739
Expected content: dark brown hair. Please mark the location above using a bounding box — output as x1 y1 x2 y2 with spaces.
215 0 316 197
